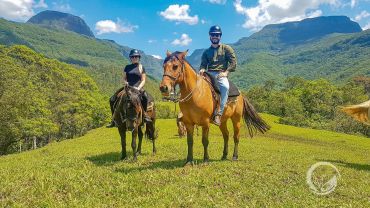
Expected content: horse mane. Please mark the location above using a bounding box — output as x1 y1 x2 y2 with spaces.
164 51 198 72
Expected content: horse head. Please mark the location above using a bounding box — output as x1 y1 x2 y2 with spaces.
160 50 188 96
122 85 142 131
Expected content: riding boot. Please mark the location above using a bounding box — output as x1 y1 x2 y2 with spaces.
106 94 117 128
212 114 221 126
140 90 152 122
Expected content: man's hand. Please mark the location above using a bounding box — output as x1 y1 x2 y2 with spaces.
217 71 229 79
199 69 205 75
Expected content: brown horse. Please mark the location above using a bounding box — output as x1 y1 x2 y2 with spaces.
113 85 157 161
160 50 270 165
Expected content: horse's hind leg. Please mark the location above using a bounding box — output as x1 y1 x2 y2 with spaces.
220 121 229 160
231 117 241 161
117 125 127 160
202 125 210 163
151 121 157 155
137 126 143 155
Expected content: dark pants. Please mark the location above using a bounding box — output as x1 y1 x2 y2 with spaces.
109 89 148 116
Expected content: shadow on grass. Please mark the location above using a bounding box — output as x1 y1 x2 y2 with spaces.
86 152 123 166
115 158 221 174
317 159 370 172
115 159 186 174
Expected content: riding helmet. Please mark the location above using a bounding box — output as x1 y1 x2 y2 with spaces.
209 25 222 35
129 49 141 57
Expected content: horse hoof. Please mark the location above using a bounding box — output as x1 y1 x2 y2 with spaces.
132 157 138 162
184 161 194 167
221 156 227 160
203 159 209 165
232 156 238 161
120 156 128 161
152 151 156 155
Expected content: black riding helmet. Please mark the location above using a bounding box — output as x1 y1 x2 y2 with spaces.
129 49 141 57
209 25 222 36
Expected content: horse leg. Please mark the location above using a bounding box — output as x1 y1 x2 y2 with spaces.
184 123 195 166
202 125 210 163
151 121 157 155
220 121 229 160
131 127 138 161
232 118 241 161
137 126 143 155
118 125 127 160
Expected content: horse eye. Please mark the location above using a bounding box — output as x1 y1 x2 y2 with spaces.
173 65 178 70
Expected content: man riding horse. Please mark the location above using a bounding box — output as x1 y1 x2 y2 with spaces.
107 49 152 127
199 25 237 126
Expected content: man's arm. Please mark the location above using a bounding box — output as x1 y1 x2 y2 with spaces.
225 45 237 72
199 50 208 73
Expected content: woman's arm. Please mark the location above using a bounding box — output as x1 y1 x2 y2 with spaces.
137 73 146 90
122 71 127 85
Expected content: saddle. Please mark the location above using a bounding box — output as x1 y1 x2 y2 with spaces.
202 72 240 115
203 71 240 97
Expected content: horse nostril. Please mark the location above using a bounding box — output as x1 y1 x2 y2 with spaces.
160 85 168 93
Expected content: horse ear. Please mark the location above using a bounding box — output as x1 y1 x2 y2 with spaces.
178 49 189 59
166 50 172 57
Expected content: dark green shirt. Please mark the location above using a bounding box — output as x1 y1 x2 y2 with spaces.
200 43 237 72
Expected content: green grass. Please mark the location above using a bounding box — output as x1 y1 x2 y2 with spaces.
0 114 369 207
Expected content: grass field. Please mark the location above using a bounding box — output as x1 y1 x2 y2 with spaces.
0 114 369 207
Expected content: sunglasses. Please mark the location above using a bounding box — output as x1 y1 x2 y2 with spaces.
130 56 140 58
210 33 221 37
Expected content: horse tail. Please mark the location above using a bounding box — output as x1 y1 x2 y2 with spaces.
242 96 270 137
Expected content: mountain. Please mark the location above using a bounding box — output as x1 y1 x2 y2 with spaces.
27 10 95 37
188 16 368 89
0 17 162 98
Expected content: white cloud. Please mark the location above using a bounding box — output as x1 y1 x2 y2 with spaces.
151 55 162 59
0 0 48 21
34 0 47 8
363 22 370 30
207 0 227 4
171 33 192 46
351 0 357 8
52 2 71 13
95 19 138 35
148 39 157 43
201 19 206 24
160 4 199 25
233 0 339 31
355 10 370 21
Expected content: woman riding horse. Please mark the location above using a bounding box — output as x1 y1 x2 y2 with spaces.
107 49 151 127
108 49 157 160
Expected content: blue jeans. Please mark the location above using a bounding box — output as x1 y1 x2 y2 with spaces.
208 71 229 115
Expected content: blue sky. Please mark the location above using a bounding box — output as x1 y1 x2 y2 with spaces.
1 0 370 58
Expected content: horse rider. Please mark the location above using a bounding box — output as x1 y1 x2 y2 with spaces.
106 49 151 128
199 25 237 126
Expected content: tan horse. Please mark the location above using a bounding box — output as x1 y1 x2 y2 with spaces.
341 100 370 125
159 50 270 165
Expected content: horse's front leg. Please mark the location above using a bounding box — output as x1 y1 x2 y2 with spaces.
202 125 210 163
137 126 143 155
220 121 229 160
131 127 138 161
184 123 195 166
118 125 127 160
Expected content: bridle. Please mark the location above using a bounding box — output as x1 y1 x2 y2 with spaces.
162 54 200 103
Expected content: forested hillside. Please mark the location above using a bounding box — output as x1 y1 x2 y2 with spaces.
0 45 109 155
0 18 162 98
188 16 369 89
